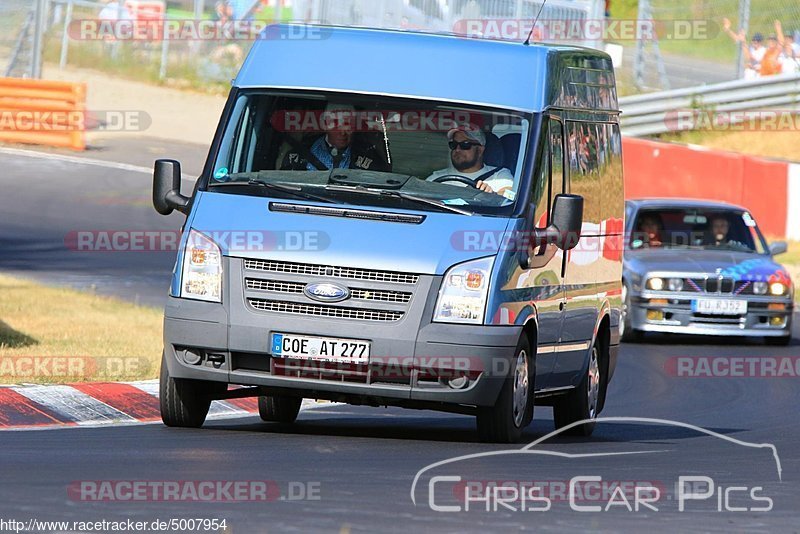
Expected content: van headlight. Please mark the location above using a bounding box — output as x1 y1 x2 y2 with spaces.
433 256 494 325
181 229 222 302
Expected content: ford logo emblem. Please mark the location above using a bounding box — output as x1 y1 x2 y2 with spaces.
304 282 350 303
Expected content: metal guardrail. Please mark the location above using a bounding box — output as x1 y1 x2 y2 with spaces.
618 73 800 137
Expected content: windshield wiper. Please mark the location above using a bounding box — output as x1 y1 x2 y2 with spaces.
209 179 336 204
324 184 473 216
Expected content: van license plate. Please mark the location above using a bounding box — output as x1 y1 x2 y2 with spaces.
692 299 747 315
271 333 370 364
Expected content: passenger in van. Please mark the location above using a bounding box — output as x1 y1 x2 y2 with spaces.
426 125 514 196
280 103 389 172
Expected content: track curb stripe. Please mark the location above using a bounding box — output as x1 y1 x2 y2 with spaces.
0 388 74 427
71 382 161 422
11 384 136 426
0 380 261 430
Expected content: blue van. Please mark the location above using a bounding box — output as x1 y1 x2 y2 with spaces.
153 25 624 442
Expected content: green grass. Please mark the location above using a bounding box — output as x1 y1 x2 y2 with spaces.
165 8 211 20
42 4 293 93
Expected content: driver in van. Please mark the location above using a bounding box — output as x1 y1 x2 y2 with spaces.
280 103 388 172
426 125 514 196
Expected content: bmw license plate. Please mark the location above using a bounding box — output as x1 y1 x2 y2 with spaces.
271 333 370 364
692 298 747 315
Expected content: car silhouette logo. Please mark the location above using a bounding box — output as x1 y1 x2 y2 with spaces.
304 282 350 303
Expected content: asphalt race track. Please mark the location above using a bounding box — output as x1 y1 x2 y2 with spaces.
0 146 798 532
0 145 192 307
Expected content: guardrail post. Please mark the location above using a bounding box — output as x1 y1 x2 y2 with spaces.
159 24 169 80
32 0 48 78
633 0 647 89
59 0 74 69
735 0 750 80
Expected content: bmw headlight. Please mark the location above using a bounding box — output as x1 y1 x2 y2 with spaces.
769 282 788 296
181 229 222 302
433 256 494 324
647 277 664 291
668 278 684 292
753 281 768 295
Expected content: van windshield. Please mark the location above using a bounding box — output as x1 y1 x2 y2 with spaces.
208 90 532 217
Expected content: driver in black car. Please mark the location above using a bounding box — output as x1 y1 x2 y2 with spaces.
426 124 514 197
280 103 390 172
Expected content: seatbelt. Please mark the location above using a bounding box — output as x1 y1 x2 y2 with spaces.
473 166 502 184
331 148 342 169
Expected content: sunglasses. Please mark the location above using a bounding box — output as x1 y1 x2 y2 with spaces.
449 140 481 151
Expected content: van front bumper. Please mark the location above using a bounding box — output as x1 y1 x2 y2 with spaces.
163 297 523 408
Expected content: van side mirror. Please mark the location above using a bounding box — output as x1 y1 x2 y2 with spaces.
769 241 787 256
519 194 584 269
153 159 189 215
549 194 584 251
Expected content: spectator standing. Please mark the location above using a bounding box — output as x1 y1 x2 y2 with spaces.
723 18 766 79
776 20 800 74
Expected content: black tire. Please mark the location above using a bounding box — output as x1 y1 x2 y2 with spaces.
159 353 220 428
258 395 303 423
476 336 534 443
553 340 602 437
620 283 642 343
764 336 791 346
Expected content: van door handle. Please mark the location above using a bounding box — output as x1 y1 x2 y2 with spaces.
559 302 565 311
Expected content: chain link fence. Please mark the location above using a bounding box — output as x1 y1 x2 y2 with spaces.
14 0 795 94
0 0 38 77
620 0 800 91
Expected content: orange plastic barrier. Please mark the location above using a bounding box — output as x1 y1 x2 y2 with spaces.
622 137 789 236
0 78 87 151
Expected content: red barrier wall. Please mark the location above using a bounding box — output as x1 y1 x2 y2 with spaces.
622 137 789 236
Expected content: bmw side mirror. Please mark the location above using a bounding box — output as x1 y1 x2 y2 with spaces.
769 241 787 256
153 159 190 216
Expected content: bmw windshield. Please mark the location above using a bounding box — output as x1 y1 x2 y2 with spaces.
630 208 769 254
207 90 532 217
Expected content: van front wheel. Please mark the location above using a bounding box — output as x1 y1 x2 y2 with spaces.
476 336 534 443
159 355 219 428
258 395 302 423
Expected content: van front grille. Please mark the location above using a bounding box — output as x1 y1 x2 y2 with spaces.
245 278 412 303
247 299 404 322
243 259 418 285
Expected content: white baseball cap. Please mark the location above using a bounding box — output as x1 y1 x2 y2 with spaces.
447 124 486 146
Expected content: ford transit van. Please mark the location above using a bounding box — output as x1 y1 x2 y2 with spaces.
153 25 624 442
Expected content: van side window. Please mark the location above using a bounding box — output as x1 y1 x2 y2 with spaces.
566 121 601 226
550 118 565 194
532 119 563 227
601 122 624 222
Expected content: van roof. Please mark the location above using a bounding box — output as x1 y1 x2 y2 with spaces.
234 24 618 113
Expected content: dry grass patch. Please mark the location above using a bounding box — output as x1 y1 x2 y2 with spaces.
0 274 162 383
